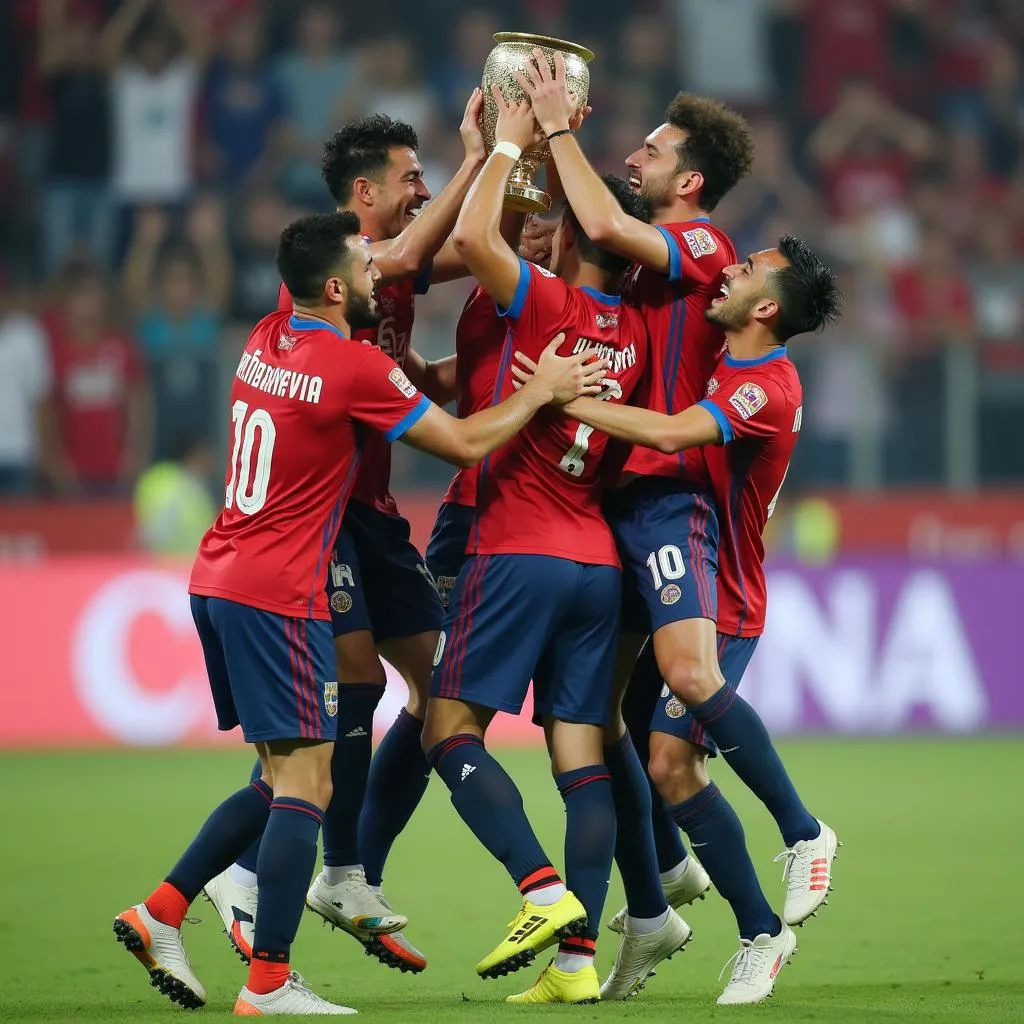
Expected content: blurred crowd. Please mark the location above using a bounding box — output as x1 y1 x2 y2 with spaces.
1 0 1023 503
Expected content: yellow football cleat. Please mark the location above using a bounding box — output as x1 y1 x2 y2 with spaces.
475 892 587 979
506 962 600 1004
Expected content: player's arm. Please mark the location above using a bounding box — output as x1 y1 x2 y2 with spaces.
451 88 546 309
403 348 458 406
518 52 673 275
369 90 487 285
563 397 722 454
400 336 606 466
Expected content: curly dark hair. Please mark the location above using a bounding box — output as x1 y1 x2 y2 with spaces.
665 93 755 212
565 174 652 276
769 235 843 341
321 115 420 204
276 211 363 302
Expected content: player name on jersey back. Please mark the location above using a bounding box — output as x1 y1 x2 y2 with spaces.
189 309 429 620
470 259 649 567
620 219 735 482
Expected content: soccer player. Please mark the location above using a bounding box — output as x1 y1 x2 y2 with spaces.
421 90 650 1005
206 97 491 970
521 50 760 986
517 235 843 1004
112 211 607 1016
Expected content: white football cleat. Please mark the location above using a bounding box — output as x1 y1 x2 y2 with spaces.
774 819 839 926
234 971 357 1015
716 924 797 1005
204 867 258 962
305 870 406 938
600 908 693 1000
607 856 711 934
113 903 206 1009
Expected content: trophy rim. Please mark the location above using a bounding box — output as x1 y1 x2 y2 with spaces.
492 31 595 63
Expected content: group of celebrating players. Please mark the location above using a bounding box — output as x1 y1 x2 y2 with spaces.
112 46 843 1016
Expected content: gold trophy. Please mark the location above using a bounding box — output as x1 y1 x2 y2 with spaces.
481 32 594 213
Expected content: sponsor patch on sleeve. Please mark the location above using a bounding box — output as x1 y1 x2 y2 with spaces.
388 366 418 398
682 227 718 259
729 381 768 420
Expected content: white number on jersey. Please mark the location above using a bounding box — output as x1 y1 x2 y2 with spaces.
645 544 686 589
557 378 624 477
226 400 276 515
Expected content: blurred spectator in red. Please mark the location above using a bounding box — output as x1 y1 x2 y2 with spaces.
42 264 150 494
807 79 935 221
122 199 231 462
107 0 208 221
200 10 285 188
0 270 52 495
231 188 293 322
276 2 352 206
38 0 112 274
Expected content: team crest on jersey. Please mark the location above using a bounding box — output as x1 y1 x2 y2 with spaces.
331 591 353 614
660 584 682 605
705 377 720 397
682 227 718 259
436 575 456 609
388 366 418 398
277 334 295 351
664 697 686 719
324 681 338 717
729 382 768 420
595 311 619 329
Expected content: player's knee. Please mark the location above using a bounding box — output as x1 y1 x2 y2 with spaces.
334 632 386 685
661 655 720 706
648 736 708 805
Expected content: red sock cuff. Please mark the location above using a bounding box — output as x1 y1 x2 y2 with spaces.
144 881 189 929
248 953 290 995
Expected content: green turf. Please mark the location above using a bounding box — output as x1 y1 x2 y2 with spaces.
2 739 1022 1023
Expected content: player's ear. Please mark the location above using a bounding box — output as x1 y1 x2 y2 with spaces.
352 176 376 207
325 275 346 306
676 169 703 202
753 296 779 323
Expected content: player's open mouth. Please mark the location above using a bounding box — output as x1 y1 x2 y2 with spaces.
712 283 729 305
628 172 642 189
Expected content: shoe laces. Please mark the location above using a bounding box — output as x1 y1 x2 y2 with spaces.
773 846 807 893
718 941 768 986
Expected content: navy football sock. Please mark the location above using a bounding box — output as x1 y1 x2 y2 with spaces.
252 797 324 961
236 759 265 874
166 778 273 903
669 783 779 941
359 710 430 886
689 687 819 847
429 734 551 885
322 683 385 868
557 766 617 939
604 734 667 918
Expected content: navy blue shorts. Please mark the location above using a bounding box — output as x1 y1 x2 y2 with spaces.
424 501 474 610
431 554 621 725
647 633 759 755
326 500 444 641
604 478 719 635
190 595 338 743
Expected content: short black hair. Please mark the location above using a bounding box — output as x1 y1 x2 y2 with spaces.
769 235 843 341
276 211 362 303
565 175 652 276
321 115 419 203
665 93 754 212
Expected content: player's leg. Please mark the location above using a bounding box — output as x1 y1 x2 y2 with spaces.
652 619 833 925
424 554 586 979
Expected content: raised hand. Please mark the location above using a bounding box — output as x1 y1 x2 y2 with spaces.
516 49 579 137
491 83 545 154
460 87 487 164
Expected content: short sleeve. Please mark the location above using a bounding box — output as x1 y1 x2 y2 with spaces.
497 258 573 358
349 346 431 443
660 224 728 286
698 375 789 446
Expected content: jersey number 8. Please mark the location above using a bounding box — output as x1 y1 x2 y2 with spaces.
226 400 276 515
558 378 623 478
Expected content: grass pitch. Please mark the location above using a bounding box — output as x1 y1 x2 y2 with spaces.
2 739 1022 1023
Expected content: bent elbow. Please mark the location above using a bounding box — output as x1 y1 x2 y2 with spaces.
584 214 618 249
655 430 683 455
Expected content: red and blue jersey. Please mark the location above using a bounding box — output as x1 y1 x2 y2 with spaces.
442 285 508 509
276 264 430 514
189 309 430 620
620 218 735 481
693 348 803 636
471 258 649 567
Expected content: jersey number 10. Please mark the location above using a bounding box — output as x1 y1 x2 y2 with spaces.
226 400 276 515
